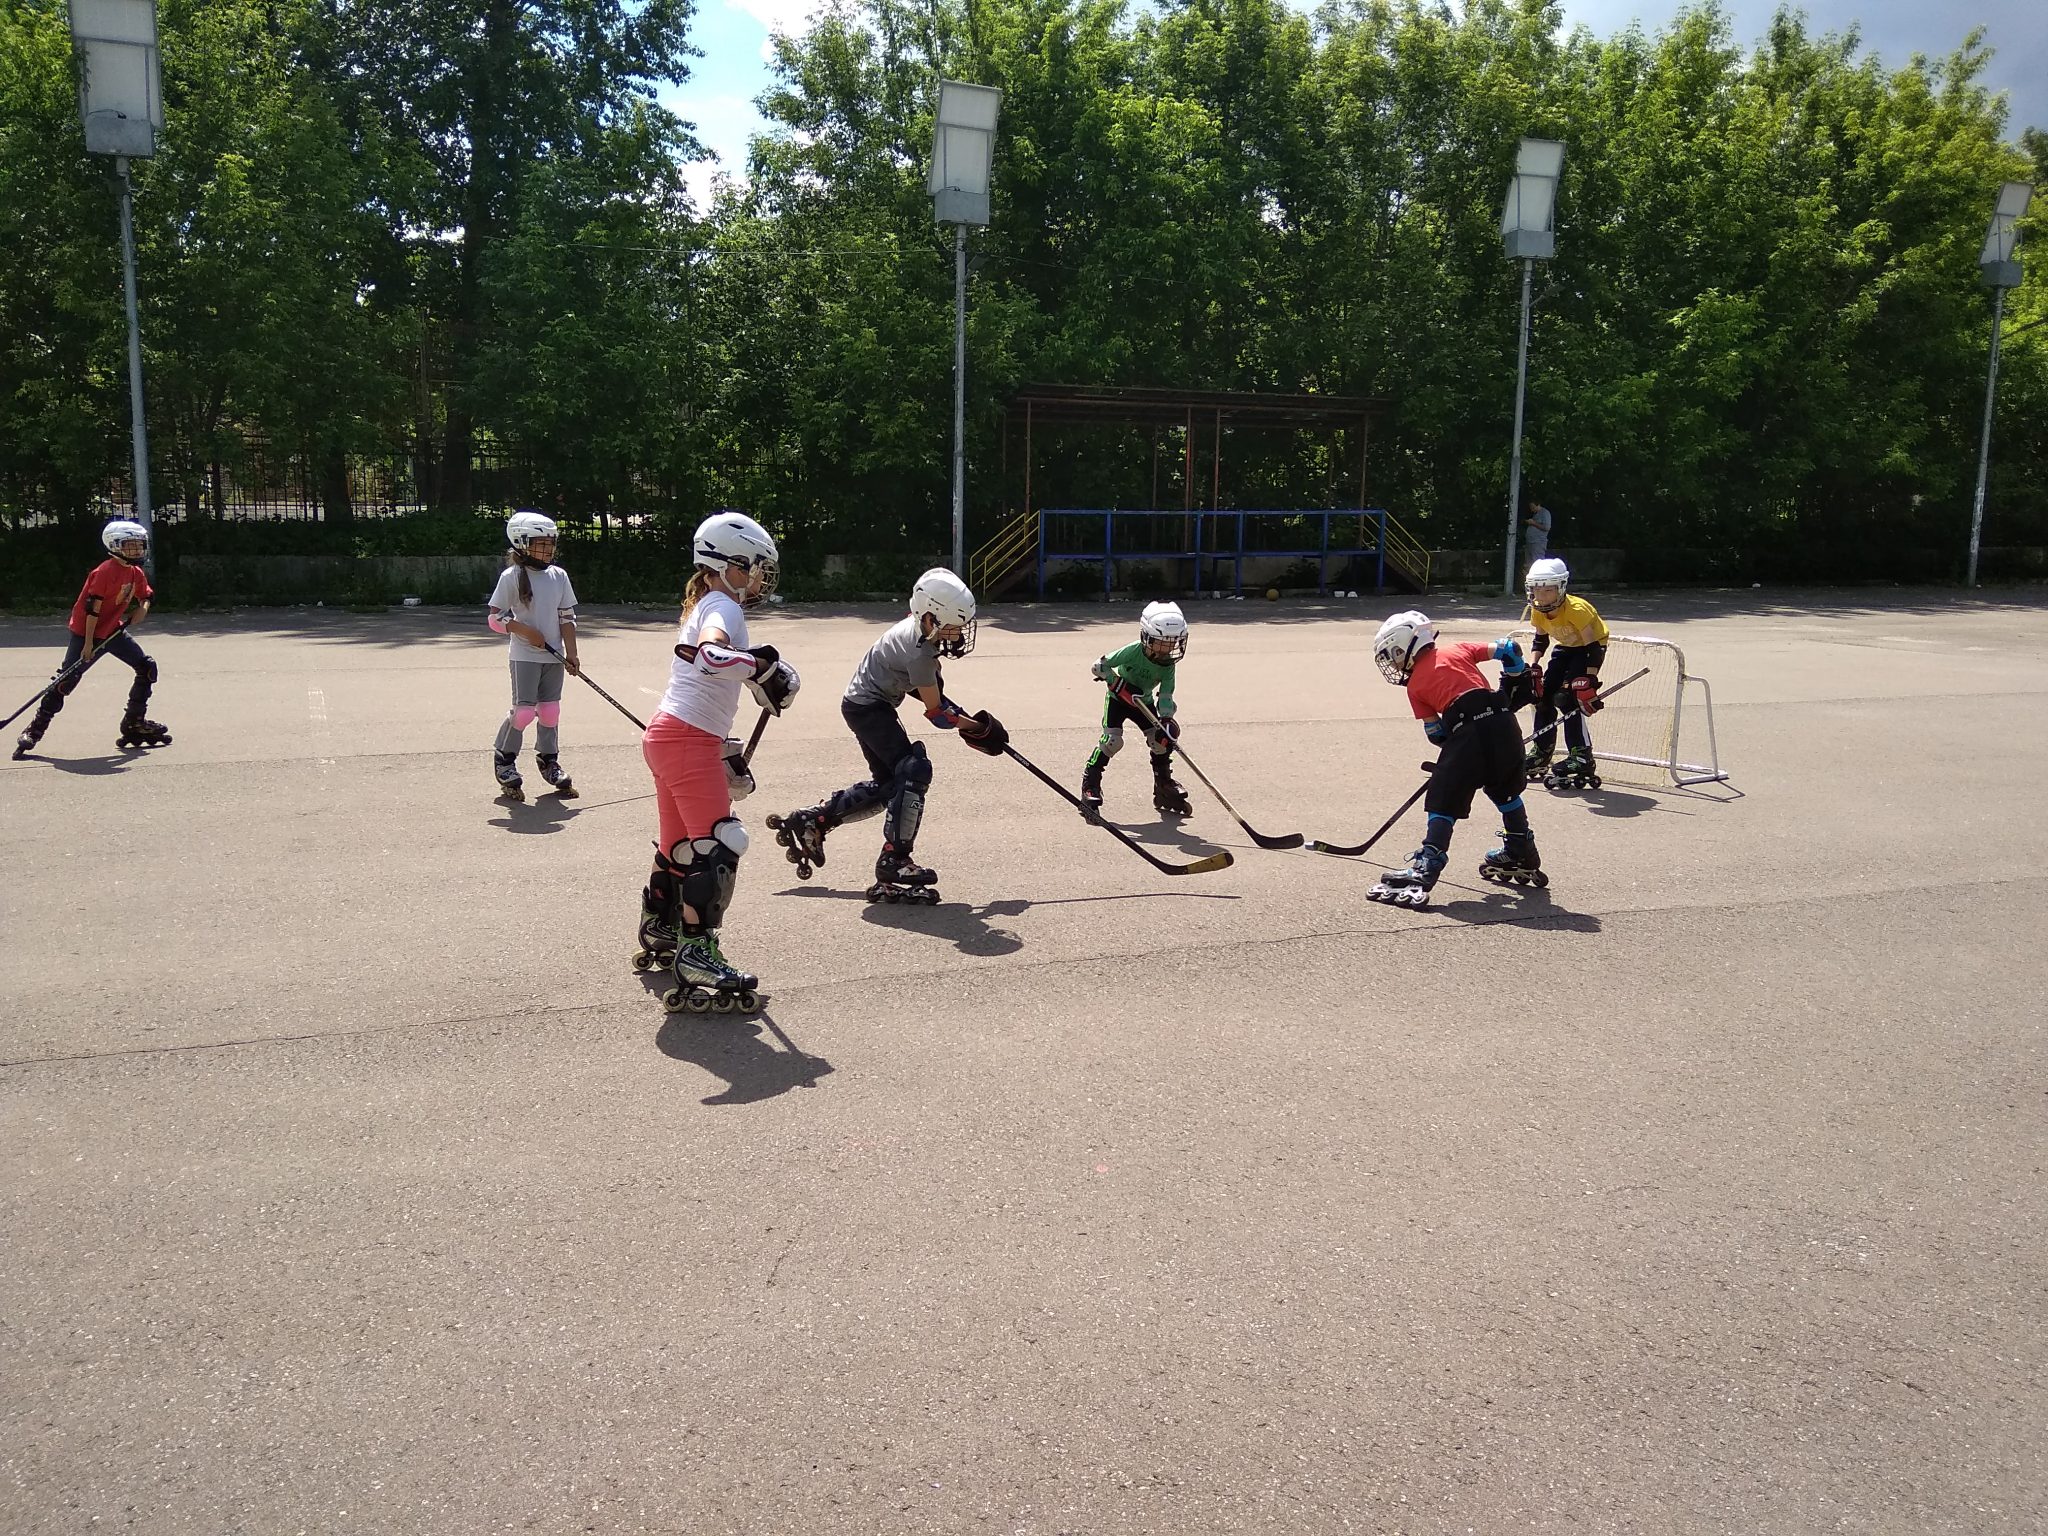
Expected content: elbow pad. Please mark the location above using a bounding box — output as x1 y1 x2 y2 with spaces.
1585 641 1608 672
488 611 510 634
690 640 761 676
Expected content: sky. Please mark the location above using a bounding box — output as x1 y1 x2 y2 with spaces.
661 0 2046 207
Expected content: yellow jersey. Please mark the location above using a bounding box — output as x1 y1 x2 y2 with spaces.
1525 594 1608 649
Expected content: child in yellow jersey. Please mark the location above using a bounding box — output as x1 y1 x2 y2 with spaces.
1522 557 1609 787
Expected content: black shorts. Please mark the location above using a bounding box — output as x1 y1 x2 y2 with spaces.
1424 710 1526 819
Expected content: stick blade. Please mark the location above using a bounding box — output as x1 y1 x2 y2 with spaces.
1249 830 1306 851
1306 839 1358 857
1177 850 1234 875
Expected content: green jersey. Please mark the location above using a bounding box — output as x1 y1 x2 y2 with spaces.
1099 642 1177 717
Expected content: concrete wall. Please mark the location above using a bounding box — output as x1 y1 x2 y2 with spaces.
1427 547 1624 586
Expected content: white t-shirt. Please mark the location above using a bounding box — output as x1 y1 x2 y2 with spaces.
488 563 578 663
658 590 751 737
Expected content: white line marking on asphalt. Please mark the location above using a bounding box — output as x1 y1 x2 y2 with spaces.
308 686 334 770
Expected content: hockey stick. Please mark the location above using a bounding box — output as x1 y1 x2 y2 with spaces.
1001 741 1233 877
541 639 648 731
1306 666 1652 858
1120 690 1303 850
2 627 128 730
740 706 772 765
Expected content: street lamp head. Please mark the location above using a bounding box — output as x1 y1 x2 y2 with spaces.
67 0 162 159
929 79 1002 227
1501 137 1564 261
1980 180 2033 289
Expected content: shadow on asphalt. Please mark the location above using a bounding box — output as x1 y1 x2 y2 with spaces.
1428 880 1603 931
644 984 835 1103
486 790 581 834
19 751 140 775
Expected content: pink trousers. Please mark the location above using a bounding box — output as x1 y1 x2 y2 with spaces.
642 712 733 856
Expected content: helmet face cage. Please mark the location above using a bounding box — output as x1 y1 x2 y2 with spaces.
102 519 149 558
1142 632 1188 662
507 513 559 558
1373 612 1433 684
1525 559 1570 613
694 513 779 607
922 614 976 658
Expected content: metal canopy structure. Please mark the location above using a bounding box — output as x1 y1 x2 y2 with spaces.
1001 384 1388 515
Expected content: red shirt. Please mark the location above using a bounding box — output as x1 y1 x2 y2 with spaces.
1406 641 1493 719
70 558 152 637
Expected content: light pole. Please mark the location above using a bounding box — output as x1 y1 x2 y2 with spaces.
1968 180 2032 588
66 0 163 575
1499 137 1564 597
928 79 1001 577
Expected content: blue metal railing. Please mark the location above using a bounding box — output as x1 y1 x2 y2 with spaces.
1033 508 1399 598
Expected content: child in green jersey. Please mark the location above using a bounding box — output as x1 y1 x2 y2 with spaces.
1080 601 1192 820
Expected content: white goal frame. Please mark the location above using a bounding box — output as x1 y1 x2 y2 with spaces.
1512 630 1727 788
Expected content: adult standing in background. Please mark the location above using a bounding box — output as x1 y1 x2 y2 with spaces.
1522 496 1554 567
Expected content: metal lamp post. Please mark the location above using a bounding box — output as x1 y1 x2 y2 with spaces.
928 79 1001 577
1499 137 1564 597
66 0 163 574
1967 180 2033 588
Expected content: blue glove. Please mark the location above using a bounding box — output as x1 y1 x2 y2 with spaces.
1423 718 1447 745
1491 637 1526 675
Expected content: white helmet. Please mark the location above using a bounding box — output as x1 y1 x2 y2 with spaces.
693 511 780 605
1139 600 1189 660
506 511 559 559
910 568 978 657
1525 557 1570 612
1373 610 1437 685
102 518 149 558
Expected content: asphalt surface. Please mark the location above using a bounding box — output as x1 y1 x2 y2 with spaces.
3 589 2044 1534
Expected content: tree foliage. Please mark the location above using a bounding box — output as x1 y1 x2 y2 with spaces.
1 0 2041 582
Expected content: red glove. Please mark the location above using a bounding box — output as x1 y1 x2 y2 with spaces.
1570 676 1603 715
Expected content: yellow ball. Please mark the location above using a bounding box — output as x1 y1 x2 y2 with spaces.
1265 587 1279 601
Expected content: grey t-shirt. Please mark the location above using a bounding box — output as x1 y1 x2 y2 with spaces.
844 616 941 707
1523 504 1553 562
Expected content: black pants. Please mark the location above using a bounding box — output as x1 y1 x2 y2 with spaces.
1424 710 1527 821
1531 645 1596 755
819 699 934 852
31 629 154 729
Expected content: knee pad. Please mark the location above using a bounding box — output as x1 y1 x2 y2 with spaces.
511 705 538 730
669 817 747 932
1097 725 1126 760
1145 727 1173 756
536 701 561 728
894 741 934 791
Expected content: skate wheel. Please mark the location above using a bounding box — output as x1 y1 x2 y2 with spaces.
661 986 683 1011
1531 870 1549 888
1586 775 1602 789
708 992 736 1013
916 888 940 905
766 814 785 829
736 990 760 1013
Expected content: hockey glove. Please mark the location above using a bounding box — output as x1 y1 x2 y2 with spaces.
1157 713 1181 742
1569 676 1603 715
1089 657 1110 683
1111 680 1144 713
1423 718 1447 745
722 738 757 800
746 654 801 715
1491 637 1526 674
958 709 1009 756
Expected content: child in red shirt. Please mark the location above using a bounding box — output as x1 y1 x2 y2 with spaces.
13 520 171 758
1366 610 1541 907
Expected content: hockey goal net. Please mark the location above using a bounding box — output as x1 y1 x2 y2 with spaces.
1511 630 1727 788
